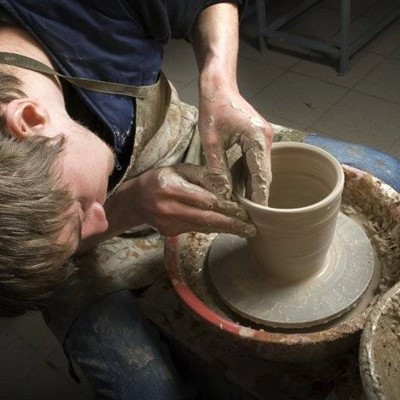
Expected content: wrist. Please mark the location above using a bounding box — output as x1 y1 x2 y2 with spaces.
198 63 239 100
104 178 146 231
191 3 240 96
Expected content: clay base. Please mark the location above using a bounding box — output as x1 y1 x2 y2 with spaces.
207 212 375 328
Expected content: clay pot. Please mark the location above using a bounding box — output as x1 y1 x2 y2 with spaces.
165 165 400 363
238 142 345 284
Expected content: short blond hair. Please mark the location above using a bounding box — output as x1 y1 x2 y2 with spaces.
0 70 76 316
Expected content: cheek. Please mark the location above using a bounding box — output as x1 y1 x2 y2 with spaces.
80 171 107 204
88 161 110 204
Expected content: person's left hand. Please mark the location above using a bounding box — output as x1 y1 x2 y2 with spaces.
198 86 273 205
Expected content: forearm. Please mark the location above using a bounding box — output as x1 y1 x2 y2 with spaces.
190 3 240 93
77 163 257 254
189 3 273 205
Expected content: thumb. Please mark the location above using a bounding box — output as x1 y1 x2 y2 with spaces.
202 148 232 199
203 169 232 199
174 163 232 199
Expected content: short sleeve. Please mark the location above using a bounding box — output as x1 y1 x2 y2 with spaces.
118 0 245 42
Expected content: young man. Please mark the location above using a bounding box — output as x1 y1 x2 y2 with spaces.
0 1 273 398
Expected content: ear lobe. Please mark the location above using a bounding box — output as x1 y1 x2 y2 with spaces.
5 98 50 139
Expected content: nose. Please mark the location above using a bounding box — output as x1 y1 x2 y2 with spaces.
80 202 109 241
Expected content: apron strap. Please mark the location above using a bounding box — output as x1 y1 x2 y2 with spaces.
0 52 160 99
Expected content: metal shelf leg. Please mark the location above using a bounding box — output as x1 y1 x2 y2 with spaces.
256 0 267 51
339 0 351 75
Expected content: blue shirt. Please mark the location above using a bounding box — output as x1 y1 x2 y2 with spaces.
0 0 243 173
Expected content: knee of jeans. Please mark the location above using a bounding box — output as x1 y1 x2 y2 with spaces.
66 290 149 350
63 291 195 400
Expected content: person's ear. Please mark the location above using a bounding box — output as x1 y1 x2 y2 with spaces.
4 98 50 138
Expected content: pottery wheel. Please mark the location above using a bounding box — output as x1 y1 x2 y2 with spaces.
207 212 375 329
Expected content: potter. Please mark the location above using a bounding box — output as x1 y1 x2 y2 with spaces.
237 142 345 284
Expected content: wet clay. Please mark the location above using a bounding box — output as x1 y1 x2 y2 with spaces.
206 143 376 328
241 129 272 206
201 95 272 205
360 282 400 400
238 142 345 283
166 164 400 363
207 212 375 328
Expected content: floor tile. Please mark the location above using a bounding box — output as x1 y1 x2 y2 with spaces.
169 79 186 92
284 6 342 40
0 330 42 396
308 91 400 156
268 114 309 132
389 139 400 159
238 39 304 70
177 79 199 108
239 12 308 70
363 0 400 21
237 57 283 98
47 347 94 399
391 44 400 59
242 2 390 77
291 49 383 88
253 4 342 70
330 15 378 44
250 71 347 127
0 317 15 335
354 58 400 104
10 312 60 357
9 362 88 400
163 40 198 85
363 22 400 56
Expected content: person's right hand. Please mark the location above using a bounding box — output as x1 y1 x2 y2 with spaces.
105 164 256 238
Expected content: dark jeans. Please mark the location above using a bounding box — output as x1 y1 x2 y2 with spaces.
64 290 200 400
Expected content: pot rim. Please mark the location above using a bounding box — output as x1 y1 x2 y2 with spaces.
237 142 345 213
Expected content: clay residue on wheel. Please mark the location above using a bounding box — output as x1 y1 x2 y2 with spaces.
172 164 400 359
360 284 400 400
341 166 400 294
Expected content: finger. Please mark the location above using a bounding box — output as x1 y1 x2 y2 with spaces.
245 143 272 205
166 166 250 222
157 166 208 198
200 116 232 199
241 123 273 205
159 205 256 238
190 217 256 238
